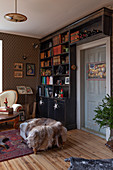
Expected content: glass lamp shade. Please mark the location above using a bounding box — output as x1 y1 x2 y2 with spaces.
4 13 27 22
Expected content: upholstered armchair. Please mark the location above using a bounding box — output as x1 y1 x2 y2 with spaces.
0 90 22 112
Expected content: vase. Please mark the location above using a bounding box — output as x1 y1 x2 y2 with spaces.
106 127 113 141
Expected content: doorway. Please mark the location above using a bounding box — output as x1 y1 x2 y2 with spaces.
76 37 111 137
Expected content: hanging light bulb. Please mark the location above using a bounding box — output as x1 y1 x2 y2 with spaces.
4 0 27 22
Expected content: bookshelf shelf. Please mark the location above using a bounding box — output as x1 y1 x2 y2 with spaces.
40 56 53 61
53 41 69 47
54 85 69 87
53 74 69 77
41 66 52 69
53 52 69 57
53 63 69 67
40 47 52 52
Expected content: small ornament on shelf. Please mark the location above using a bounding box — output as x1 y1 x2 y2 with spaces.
61 89 63 98
4 98 8 108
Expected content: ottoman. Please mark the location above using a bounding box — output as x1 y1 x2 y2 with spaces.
20 118 67 154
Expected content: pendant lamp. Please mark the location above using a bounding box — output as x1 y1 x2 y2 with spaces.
4 0 27 22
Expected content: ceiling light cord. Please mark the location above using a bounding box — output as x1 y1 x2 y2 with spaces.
15 0 17 13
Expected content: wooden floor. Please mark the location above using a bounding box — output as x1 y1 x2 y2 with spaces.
0 129 113 170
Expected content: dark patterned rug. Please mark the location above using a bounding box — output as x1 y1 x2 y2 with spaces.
65 157 113 170
0 129 33 162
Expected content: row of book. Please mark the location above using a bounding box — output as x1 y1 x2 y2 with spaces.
40 69 52 76
53 45 62 55
70 29 102 43
41 58 52 67
53 56 60 65
42 76 53 85
62 32 69 43
53 34 61 46
40 49 52 59
45 87 53 97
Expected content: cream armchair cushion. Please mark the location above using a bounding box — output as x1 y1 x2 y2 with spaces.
0 90 22 112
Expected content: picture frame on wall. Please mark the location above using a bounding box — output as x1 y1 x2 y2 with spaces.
26 63 35 76
65 77 69 84
14 63 23 70
14 71 23 78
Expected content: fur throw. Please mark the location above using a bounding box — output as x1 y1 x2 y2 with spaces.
25 118 67 151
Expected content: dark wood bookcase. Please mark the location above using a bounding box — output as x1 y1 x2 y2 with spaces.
36 7 112 129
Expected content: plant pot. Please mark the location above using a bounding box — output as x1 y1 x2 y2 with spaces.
106 127 113 141
106 127 110 141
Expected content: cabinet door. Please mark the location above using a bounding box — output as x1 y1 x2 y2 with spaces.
38 98 48 118
54 100 66 125
48 99 54 119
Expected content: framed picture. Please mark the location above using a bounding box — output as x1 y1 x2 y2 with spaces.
14 71 23 78
87 62 106 80
26 63 35 76
65 77 69 84
14 63 23 70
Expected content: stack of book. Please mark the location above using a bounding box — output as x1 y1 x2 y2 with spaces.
0 107 13 114
42 76 53 85
40 52 45 59
41 61 45 67
53 56 60 65
53 35 61 46
70 31 80 43
66 56 69 63
62 32 69 43
53 45 62 55
45 60 50 67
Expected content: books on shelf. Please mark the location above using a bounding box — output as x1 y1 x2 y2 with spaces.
53 56 60 65
42 76 53 85
53 45 62 55
41 52 45 59
41 61 45 67
66 56 69 63
70 31 80 43
62 32 69 43
45 86 53 97
53 34 61 46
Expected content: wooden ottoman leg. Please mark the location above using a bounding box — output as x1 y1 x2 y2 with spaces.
33 148 37 154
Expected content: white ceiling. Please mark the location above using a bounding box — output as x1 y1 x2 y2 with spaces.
0 0 113 39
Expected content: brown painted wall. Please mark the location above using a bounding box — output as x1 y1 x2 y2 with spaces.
0 32 40 108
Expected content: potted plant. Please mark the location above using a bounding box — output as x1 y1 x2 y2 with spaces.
93 94 113 141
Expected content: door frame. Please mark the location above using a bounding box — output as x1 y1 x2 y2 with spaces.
76 37 111 129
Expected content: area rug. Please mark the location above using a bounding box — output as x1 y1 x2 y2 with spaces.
65 157 113 170
0 129 33 162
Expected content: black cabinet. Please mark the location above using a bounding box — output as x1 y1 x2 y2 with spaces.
38 97 48 118
48 98 54 119
37 97 66 126
54 100 65 124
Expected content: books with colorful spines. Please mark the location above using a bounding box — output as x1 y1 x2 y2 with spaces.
47 77 50 85
0 107 13 114
71 31 79 43
41 61 45 67
41 52 45 59
50 76 53 85
42 77 46 84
